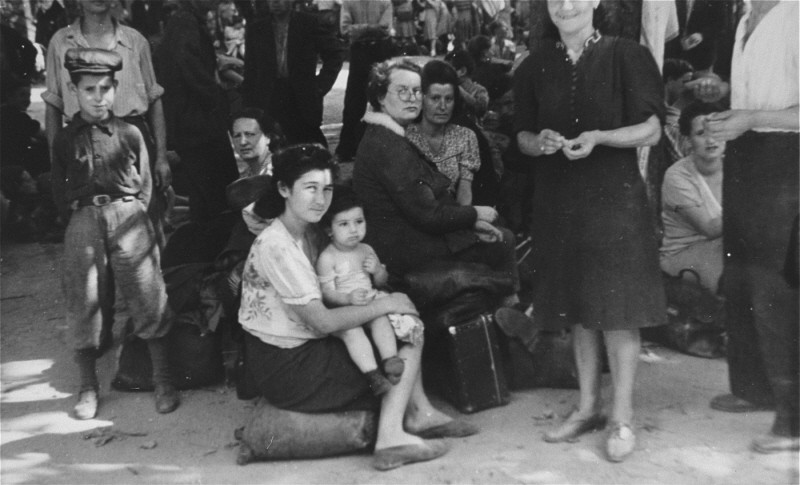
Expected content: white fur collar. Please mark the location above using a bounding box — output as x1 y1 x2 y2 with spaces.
362 111 405 137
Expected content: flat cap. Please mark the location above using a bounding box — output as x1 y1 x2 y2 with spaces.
64 48 122 75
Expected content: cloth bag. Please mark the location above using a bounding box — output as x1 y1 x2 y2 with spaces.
235 398 377 464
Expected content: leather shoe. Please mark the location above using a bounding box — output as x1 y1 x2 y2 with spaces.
154 383 180 414
606 422 636 462
494 307 539 350
74 389 99 420
752 433 800 454
544 411 606 443
710 394 773 413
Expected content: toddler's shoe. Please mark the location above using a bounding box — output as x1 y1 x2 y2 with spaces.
74 389 99 420
365 369 393 396
606 422 636 462
382 356 405 385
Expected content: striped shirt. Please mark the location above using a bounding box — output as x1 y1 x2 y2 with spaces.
43 19 164 120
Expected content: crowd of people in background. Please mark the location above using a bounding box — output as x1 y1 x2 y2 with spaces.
0 0 796 470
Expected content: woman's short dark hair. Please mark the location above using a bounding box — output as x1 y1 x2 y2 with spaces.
367 58 422 111
421 59 464 120
253 143 336 219
230 107 288 153
321 184 362 228
488 20 505 36
466 35 491 63
678 101 722 136
444 49 475 76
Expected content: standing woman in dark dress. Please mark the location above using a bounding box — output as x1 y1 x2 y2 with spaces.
513 0 665 463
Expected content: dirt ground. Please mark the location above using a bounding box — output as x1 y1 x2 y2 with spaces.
2 65 798 485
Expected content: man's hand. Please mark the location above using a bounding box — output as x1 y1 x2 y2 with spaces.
685 74 729 103
681 32 703 50
704 110 754 142
153 155 173 190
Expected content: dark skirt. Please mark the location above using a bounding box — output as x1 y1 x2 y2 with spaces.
243 332 379 413
529 147 666 331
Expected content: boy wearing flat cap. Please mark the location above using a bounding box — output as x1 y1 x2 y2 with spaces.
51 48 179 420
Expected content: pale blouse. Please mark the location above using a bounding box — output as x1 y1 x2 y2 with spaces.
730 0 799 131
238 218 326 349
406 123 481 191
661 157 722 257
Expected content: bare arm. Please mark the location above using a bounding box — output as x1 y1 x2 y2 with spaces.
147 98 171 188
562 114 661 160
680 205 723 239
45 104 63 161
291 293 417 335
705 107 800 142
363 245 389 287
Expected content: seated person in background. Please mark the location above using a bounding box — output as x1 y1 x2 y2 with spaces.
663 58 695 165
660 102 724 293
444 49 489 123
239 144 475 471
0 166 42 242
353 59 526 317
230 108 287 179
1 74 49 178
487 20 515 63
406 60 481 206
316 186 423 396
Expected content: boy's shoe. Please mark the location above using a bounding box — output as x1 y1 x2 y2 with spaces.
154 383 180 414
74 389 99 420
382 356 405 385
606 422 636 462
365 369 393 396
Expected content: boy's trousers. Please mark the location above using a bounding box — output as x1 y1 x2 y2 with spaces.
63 198 170 350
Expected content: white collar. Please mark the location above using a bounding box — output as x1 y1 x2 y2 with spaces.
362 111 406 137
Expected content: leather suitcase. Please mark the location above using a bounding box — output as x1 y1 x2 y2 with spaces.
426 313 510 414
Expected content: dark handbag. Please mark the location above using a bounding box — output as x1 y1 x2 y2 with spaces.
641 269 726 359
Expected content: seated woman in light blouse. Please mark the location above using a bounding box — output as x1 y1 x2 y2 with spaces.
660 102 724 293
406 60 481 205
238 144 477 471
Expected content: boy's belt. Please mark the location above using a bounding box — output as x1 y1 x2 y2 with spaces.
72 194 140 208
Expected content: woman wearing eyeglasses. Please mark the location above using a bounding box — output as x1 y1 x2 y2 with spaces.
352 58 524 309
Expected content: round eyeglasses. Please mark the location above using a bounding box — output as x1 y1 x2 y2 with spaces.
389 86 422 101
